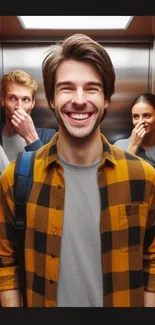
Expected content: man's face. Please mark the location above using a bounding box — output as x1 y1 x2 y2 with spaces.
1 82 35 121
50 59 108 139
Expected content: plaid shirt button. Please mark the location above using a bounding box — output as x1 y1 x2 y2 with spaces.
49 278 54 284
56 204 60 210
58 184 61 189
51 253 56 258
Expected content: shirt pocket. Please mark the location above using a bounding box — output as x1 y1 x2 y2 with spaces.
119 203 148 252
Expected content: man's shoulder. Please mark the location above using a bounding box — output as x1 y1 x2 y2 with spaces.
36 127 56 136
35 127 57 146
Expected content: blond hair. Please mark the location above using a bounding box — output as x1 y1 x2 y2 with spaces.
42 33 115 107
1 70 38 98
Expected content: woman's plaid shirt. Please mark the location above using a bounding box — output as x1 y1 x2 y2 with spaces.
0 133 155 306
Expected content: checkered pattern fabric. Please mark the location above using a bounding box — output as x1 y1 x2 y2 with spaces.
0 132 155 306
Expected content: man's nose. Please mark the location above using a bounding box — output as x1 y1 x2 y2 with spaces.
15 99 22 108
71 89 87 108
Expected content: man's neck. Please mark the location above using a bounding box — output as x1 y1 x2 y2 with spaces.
57 128 103 166
3 119 17 136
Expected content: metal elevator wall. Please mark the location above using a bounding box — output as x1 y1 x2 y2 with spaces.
0 42 3 126
1 42 151 143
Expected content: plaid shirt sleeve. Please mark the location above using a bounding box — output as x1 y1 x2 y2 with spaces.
143 169 155 292
0 162 19 291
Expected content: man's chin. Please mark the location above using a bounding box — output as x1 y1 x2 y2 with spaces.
66 127 98 140
68 131 90 139
59 119 101 139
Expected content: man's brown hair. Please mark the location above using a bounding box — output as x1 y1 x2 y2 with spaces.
42 33 115 107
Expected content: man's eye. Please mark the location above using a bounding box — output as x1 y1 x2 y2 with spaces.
60 87 72 91
87 88 100 92
9 96 15 100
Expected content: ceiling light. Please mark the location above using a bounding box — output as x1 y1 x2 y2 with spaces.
18 16 133 30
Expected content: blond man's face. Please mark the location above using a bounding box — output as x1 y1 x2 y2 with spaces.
1 82 35 120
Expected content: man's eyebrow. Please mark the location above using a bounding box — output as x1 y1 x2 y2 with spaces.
56 81 103 88
56 81 73 88
86 82 103 88
7 93 31 98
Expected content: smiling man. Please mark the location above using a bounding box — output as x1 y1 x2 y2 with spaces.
52 59 108 141
0 70 56 168
0 34 155 307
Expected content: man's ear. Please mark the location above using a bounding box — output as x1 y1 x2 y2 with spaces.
31 99 35 109
0 96 4 107
50 100 55 110
101 100 109 121
104 100 109 109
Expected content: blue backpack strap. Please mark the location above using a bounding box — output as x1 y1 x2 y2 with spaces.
14 150 36 307
14 151 36 229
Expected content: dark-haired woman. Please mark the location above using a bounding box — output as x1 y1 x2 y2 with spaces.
114 93 155 167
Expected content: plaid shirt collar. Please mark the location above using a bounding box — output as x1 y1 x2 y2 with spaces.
45 132 116 170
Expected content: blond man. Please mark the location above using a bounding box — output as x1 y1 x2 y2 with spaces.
0 70 56 168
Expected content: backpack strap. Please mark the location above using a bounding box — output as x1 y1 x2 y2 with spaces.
14 150 36 307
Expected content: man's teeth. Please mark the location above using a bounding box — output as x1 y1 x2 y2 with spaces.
69 113 90 119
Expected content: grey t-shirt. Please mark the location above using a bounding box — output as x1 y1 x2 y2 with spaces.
56 156 103 307
114 137 130 151
0 145 10 174
2 133 26 162
114 137 155 167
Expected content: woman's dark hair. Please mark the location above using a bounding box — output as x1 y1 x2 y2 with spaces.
131 93 155 110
